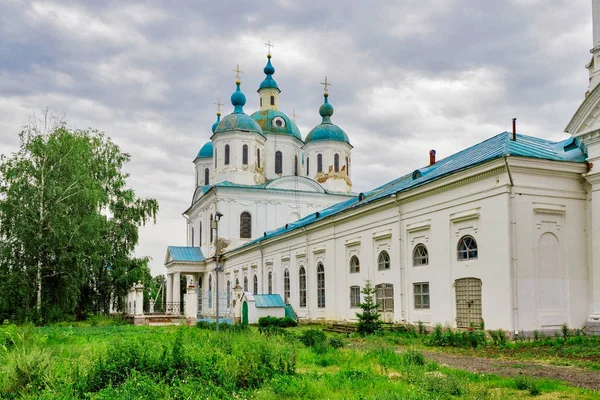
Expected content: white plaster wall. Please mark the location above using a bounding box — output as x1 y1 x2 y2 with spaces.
194 158 213 187
303 141 352 193
263 134 304 180
212 131 266 186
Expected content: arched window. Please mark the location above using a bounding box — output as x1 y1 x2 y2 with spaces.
270 95 275 105
257 148 261 168
457 235 478 260
334 153 339 172
240 212 252 238
191 227 194 247
268 271 273 294
284 269 290 303
253 274 258 295
199 221 202 246
346 157 349 175
235 277 239 287
317 263 325 308
299 267 307 307
214 149 217 168
378 251 390 270
204 168 209 185
244 276 248 292
349 255 360 273
275 151 283 174
413 244 429 266
242 144 248 165
210 214 213 242
317 154 323 173
224 144 230 165
260 97 262 107
208 275 213 309
294 155 298 176
227 280 231 308
306 157 310 176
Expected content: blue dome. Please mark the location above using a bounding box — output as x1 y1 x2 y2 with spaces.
258 55 280 92
211 114 221 133
305 95 350 144
214 113 264 135
197 141 213 158
231 82 246 113
250 109 302 141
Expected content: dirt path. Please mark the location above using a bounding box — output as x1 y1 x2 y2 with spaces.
422 350 600 391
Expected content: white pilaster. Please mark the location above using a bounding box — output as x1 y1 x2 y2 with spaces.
166 273 173 306
587 173 600 322
173 272 181 311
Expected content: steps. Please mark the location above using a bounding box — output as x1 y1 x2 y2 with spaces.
585 321 600 335
323 323 356 334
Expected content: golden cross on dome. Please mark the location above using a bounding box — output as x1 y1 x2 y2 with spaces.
292 109 297 121
232 64 244 81
264 39 274 55
320 76 331 94
214 97 223 114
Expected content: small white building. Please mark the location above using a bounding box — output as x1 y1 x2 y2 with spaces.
165 6 600 335
239 293 286 325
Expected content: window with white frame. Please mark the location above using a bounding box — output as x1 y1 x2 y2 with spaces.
268 271 273 294
317 263 325 308
350 286 361 308
413 282 430 309
376 283 394 311
244 276 248 292
253 274 258 295
457 235 478 261
284 269 290 302
378 250 390 270
299 267 307 307
413 244 428 266
349 255 360 273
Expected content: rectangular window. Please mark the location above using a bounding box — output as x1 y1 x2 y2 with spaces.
376 283 394 312
413 282 430 310
350 286 360 308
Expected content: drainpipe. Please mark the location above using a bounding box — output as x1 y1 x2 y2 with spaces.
504 156 519 336
392 193 405 322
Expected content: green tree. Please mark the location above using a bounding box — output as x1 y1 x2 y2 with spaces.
0 120 158 322
355 280 382 335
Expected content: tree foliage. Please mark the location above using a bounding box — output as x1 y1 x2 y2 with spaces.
0 121 158 323
355 280 382 335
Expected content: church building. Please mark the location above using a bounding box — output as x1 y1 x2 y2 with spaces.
164 6 600 334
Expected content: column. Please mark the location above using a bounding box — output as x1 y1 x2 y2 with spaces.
588 176 600 322
134 281 144 316
173 271 181 314
166 273 173 314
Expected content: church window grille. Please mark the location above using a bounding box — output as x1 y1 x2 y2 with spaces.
294 155 298 176
284 269 290 302
317 154 323 173
376 283 394 311
275 151 283 174
299 267 307 307
457 236 478 260
242 144 248 165
270 96 275 105
224 144 230 165
227 280 231 308
253 274 258 295
240 212 252 238
257 148 261 168
378 251 390 270
210 214 214 242
208 275 213 309
334 154 339 172
306 157 310 175
204 168 209 185
349 255 360 273
350 286 361 308
317 263 325 308
268 271 273 294
413 282 429 309
346 157 349 175
244 276 248 292
413 244 429 266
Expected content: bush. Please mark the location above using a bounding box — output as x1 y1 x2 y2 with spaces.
402 349 425 366
427 324 486 348
489 329 508 346
419 373 466 397
328 337 344 349
258 316 297 328
298 329 327 348
515 376 541 395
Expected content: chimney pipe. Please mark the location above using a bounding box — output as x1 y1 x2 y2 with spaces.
512 118 517 141
429 149 436 166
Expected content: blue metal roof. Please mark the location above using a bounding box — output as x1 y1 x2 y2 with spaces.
237 132 586 251
254 294 286 308
305 95 350 145
168 246 205 262
250 109 302 140
196 141 213 159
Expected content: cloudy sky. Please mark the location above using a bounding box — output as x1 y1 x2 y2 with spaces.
0 0 593 275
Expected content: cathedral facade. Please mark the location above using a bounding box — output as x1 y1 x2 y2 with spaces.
165 6 600 333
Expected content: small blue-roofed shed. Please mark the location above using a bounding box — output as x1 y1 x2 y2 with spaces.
239 293 286 325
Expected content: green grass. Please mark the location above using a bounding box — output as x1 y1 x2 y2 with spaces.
0 320 597 399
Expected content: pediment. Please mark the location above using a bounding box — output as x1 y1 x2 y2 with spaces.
265 176 326 193
565 83 600 137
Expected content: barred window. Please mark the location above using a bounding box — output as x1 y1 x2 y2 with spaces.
378 250 390 270
240 212 252 239
257 148 261 168
350 286 361 308
414 282 430 309
253 274 258 295
457 235 478 261
376 283 394 312
242 144 248 165
275 151 283 174
224 144 230 165
317 263 325 308
306 157 310 175
349 255 360 273
317 154 323 173
334 153 339 172
208 275 213 309
268 271 273 294
199 222 202 246
191 227 194 247
284 269 290 303
346 157 349 175
244 276 248 292
413 244 429 266
204 168 209 185
299 267 307 307
210 214 213 242
294 155 298 176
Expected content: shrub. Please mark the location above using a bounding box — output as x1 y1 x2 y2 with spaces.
561 323 569 340
258 316 297 333
489 329 508 346
328 337 344 349
419 373 466 397
402 349 425 366
417 320 426 335
4 346 52 393
515 376 541 395
355 280 382 335
298 329 327 348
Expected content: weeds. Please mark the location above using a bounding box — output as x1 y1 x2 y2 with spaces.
515 376 541 395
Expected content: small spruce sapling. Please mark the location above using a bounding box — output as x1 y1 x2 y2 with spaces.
356 280 382 335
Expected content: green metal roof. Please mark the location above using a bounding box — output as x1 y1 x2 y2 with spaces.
168 246 205 262
254 294 286 308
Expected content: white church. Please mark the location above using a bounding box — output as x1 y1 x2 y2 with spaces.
164 5 600 334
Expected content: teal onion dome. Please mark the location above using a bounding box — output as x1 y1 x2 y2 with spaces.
196 141 214 158
250 109 302 141
258 55 280 92
305 94 350 144
231 82 246 113
211 114 221 133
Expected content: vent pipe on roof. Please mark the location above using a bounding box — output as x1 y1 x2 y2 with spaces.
512 118 517 141
429 150 436 166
